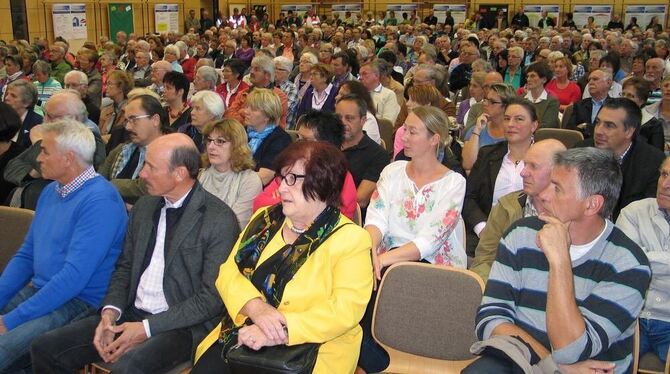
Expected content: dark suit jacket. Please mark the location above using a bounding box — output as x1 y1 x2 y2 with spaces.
537 17 555 28
253 126 292 172
639 118 665 152
534 96 560 129
102 183 240 351
463 141 508 254
563 97 610 138
131 66 153 87
16 110 43 149
575 139 664 220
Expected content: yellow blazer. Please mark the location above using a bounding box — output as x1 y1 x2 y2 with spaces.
195 212 374 374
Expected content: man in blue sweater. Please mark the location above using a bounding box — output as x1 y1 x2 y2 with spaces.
464 148 651 374
0 120 127 372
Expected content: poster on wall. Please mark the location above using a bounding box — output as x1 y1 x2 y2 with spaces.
523 5 560 27
108 4 134 42
332 4 362 20
386 4 418 19
573 5 612 28
433 4 467 25
280 4 313 18
624 5 667 30
52 4 87 40
155 4 178 33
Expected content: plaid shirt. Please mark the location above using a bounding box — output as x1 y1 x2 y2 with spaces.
56 166 98 198
280 80 299 130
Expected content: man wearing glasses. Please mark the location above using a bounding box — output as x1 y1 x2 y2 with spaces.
449 44 479 93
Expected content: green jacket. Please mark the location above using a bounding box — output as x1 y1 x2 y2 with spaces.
50 60 72 86
470 190 525 283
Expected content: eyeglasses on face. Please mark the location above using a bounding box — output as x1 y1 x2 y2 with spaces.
126 114 152 124
205 137 228 146
483 98 502 105
276 172 305 186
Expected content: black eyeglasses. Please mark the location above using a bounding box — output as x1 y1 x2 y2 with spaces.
277 172 305 186
205 137 228 146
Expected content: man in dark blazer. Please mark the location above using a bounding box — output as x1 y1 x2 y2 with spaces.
563 68 612 138
31 133 241 373
537 10 555 28
574 98 664 220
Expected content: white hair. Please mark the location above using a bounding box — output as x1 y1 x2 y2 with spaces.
175 40 188 54
191 90 225 119
64 70 88 85
300 52 318 64
164 44 179 57
196 66 218 88
273 56 293 72
41 119 96 166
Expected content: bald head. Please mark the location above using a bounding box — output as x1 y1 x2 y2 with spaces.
141 133 200 201
521 139 567 201
484 71 503 90
45 91 88 123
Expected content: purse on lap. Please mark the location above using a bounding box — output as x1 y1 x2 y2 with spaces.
226 342 319 374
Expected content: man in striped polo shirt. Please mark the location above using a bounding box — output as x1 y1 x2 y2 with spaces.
464 147 651 374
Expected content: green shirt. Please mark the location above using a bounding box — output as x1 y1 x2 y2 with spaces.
50 61 72 86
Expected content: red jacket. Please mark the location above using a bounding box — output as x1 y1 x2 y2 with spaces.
180 57 197 81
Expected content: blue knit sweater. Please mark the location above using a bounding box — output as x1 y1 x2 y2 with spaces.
476 217 651 373
0 176 128 330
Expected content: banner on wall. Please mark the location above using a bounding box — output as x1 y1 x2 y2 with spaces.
332 4 362 20
52 4 87 40
624 5 667 30
155 4 178 33
386 4 418 18
433 4 467 25
523 5 560 27
280 4 313 18
108 3 134 42
573 5 612 28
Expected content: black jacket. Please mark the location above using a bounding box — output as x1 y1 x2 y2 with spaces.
563 97 611 138
511 13 529 28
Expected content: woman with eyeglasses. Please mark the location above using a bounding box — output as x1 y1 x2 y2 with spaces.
462 97 538 255
178 90 224 152
253 110 358 220
99 70 133 151
216 58 249 112
295 63 339 121
294 52 318 103
503 47 525 90
199 118 262 228
163 44 183 73
191 140 373 374
461 83 516 172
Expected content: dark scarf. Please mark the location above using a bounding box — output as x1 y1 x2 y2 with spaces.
218 204 343 348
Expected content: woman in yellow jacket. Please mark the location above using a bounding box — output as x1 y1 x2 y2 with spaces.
191 141 373 374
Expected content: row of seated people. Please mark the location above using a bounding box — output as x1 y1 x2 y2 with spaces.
0 89 667 373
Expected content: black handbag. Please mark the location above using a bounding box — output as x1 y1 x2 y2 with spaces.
226 342 320 374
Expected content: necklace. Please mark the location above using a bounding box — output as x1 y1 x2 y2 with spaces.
288 222 308 234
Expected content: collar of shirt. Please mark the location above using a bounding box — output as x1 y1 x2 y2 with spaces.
524 89 548 103
618 141 633 164
163 187 191 209
523 195 539 217
373 83 383 93
56 166 98 198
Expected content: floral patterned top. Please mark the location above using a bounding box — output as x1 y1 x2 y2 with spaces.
365 161 467 267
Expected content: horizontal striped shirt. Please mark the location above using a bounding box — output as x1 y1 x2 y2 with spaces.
476 217 651 373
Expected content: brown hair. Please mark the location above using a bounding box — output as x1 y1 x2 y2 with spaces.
203 119 255 172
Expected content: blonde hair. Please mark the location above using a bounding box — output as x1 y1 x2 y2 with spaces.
128 87 160 101
411 106 452 149
245 88 282 124
203 119 255 172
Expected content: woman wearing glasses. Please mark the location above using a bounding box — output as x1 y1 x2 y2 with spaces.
191 141 373 374
199 118 262 228
461 83 516 172
178 90 224 152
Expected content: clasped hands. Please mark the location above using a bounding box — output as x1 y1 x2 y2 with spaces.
238 298 289 351
93 309 148 363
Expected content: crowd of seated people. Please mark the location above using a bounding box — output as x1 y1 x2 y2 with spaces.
0 7 668 373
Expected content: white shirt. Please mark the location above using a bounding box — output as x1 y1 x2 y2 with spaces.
370 83 401 124
311 83 333 110
492 152 525 207
524 89 548 104
363 111 381 144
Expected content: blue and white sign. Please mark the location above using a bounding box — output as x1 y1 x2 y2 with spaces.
573 5 612 28
155 4 179 33
52 4 88 40
433 4 467 25
624 5 667 30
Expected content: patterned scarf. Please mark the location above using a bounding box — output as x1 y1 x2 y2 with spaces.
218 204 343 348
111 142 145 179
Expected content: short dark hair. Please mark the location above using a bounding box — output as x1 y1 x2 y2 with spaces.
162 71 190 102
332 51 351 67
524 61 553 83
504 97 539 122
274 141 347 208
600 97 642 136
622 77 651 103
378 50 397 65
4 55 21 67
128 94 171 134
340 81 376 116
224 58 246 80
599 52 621 74
336 93 368 118
0 102 21 142
169 145 200 179
296 110 344 148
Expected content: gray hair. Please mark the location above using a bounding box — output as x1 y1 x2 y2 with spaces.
169 145 200 179
251 55 275 82
191 90 225 119
196 66 218 88
164 44 179 57
175 40 188 54
300 51 318 64
32 60 51 74
64 70 88 85
273 56 293 73
7 80 38 108
136 40 151 53
47 91 88 123
553 148 622 219
41 119 96 166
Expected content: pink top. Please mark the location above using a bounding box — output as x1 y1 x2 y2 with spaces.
545 79 582 108
393 127 405 158
252 171 358 220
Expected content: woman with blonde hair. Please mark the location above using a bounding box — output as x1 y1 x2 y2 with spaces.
392 84 443 157
457 71 487 127
242 88 292 185
199 118 263 227
545 55 581 112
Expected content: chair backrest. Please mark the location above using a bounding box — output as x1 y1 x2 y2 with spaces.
377 118 394 154
560 105 573 129
534 128 584 148
352 203 362 226
372 262 484 360
0 207 35 272
286 129 299 143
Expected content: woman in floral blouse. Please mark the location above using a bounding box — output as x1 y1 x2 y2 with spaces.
365 105 467 277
